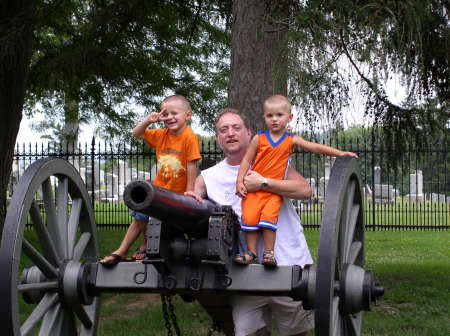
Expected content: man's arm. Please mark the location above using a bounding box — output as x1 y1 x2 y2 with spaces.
244 165 312 200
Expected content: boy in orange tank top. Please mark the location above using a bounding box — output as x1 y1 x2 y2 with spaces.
100 95 201 267
235 95 357 266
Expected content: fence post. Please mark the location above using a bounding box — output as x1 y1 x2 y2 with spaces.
370 129 376 230
90 136 95 209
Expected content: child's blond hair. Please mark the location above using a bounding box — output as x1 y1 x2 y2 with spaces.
161 94 191 111
264 94 292 113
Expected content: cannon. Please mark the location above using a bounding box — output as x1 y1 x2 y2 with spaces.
0 156 384 335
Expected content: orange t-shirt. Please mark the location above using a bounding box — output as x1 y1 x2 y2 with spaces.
144 127 201 193
252 130 293 179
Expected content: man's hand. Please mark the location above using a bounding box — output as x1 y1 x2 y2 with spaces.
340 151 358 158
184 190 203 202
236 181 247 198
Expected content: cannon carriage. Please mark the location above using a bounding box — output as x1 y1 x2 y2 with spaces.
0 156 384 335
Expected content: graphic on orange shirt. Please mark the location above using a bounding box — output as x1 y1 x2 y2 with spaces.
158 154 185 180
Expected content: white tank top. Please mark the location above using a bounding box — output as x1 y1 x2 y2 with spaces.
201 160 313 267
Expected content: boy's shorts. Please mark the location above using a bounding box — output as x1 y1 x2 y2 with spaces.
232 295 314 336
241 191 282 232
130 211 149 222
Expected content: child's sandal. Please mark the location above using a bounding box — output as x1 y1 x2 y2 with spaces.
261 250 277 267
233 251 258 265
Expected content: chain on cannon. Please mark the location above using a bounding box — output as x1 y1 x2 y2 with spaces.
0 156 384 336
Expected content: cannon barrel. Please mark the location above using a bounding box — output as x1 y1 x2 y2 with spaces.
123 180 219 237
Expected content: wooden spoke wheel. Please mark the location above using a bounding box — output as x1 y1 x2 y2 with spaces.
0 158 100 336
315 156 372 336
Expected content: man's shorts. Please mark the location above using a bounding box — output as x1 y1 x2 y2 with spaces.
130 211 149 222
232 295 314 336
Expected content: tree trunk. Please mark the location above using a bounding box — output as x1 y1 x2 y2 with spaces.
228 0 290 132
63 94 80 154
0 2 36 230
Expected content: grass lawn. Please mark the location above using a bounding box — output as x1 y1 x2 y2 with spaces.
91 199 450 229
93 229 450 336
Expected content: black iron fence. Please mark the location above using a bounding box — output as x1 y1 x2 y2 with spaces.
9 136 449 230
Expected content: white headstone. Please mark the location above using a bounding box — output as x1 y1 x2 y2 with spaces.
410 170 423 195
374 166 381 185
365 184 373 197
318 177 329 203
118 160 132 185
406 170 424 202
306 178 316 198
374 184 395 204
324 162 331 180
431 193 450 203
105 173 118 198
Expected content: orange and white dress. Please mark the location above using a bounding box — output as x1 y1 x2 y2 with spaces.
241 130 293 232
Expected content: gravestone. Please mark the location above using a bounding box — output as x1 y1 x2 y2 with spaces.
371 166 395 203
306 178 317 198
118 160 132 185
105 173 119 199
374 184 395 204
406 170 424 202
317 159 335 203
317 177 329 203
365 184 372 198
374 166 381 185
8 160 19 197
150 163 159 180
430 193 450 203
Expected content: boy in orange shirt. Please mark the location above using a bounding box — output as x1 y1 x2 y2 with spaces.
235 94 357 267
100 95 201 266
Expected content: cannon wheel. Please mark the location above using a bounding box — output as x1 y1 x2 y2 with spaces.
0 158 100 335
315 156 365 336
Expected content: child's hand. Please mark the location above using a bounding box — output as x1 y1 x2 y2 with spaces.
184 191 203 203
340 151 358 158
236 181 247 199
158 108 169 122
147 111 161 123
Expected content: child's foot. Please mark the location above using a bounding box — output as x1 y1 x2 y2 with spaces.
261 250 277 267
132 248 146 261
233 251 258 265
99 252 130 267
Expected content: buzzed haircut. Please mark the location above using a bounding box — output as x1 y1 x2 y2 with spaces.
161 94 192 111
264 94 292 113
214 107 252 133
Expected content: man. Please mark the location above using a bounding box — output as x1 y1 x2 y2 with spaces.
188 108 314 336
